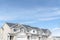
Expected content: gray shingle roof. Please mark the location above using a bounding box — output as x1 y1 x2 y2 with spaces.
6 22 40 30
41 29 48 33
6 22 51 36
6 22 16 27
41 29 51 36
22 24 41 32
22 24 40 29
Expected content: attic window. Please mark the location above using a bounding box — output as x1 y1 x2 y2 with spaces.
33 30 35 33
14 29 16 31
20 28 24 32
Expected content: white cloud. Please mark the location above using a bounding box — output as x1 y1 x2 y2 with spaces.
38 17 60 21
0 7 60 21
33 7 60 21
0 16 17 21
35 8 60 17
20 21 37 24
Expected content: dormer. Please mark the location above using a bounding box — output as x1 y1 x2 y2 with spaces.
20 27 25 32
41 29 51 37
30 29 37 34
13 28 20 33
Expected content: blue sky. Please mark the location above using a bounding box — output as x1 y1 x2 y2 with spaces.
0 0 60 36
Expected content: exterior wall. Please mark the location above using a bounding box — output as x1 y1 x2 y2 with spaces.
52 37 60 40
2 24 12 40
13 36 16 40
47 37 60 40
15 32 27 40
0 29 2 40
31 36 38 40
40 37 47 40
47 38 53 40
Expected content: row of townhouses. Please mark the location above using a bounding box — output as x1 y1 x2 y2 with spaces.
0 22 59 40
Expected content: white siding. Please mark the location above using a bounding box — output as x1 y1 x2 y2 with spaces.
16 32 27 40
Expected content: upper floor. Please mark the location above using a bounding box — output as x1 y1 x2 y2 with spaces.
0 22 51 37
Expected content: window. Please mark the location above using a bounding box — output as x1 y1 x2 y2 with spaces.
20 28 24 32
33 30 35 33
31 30 37 34
14 28 19 31
14 29 17 31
